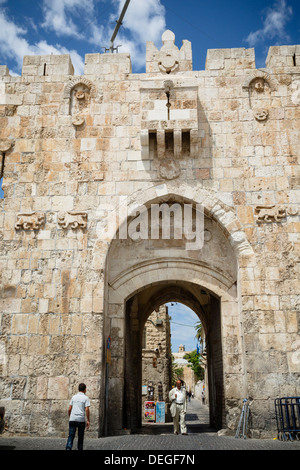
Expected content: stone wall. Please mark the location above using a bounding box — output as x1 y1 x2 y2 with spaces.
0 29 299 438
141 305 171 408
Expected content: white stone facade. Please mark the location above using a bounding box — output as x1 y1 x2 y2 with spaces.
0 30 299 438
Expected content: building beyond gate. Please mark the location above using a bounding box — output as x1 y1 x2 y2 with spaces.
0 30 299 438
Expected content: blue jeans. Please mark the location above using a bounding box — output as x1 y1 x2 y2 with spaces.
66 421 86 450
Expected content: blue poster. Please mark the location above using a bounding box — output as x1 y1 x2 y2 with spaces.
156 402 165 423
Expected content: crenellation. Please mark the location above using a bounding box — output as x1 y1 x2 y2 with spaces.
84 52 132 75
266 44 300 68
205 47 256 71
22 54 74 77
0 65 10 76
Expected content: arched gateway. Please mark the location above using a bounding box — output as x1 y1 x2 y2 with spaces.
99 184 254 435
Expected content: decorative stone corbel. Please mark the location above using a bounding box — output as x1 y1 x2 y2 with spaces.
173 129 182 158
58 211 88 229
140 129 149 159
15 212 45 230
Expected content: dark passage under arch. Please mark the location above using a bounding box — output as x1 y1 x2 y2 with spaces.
124 280 225 432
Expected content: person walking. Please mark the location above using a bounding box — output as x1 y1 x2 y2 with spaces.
66 383 90 451
169 380 187 435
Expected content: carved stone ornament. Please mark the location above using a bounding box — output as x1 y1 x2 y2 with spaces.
242 71 277 92
243 71 277 122
58 212 88 229
71 114 85 127
158 54 179 74
253 108 269 121
287 205 299 216
15 212 45 230
255 205 286 223
159 159 181 180
0 139 12 152
63 78 96 100
253 78 265 92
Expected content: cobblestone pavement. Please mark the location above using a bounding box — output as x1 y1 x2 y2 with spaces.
1 399 300 453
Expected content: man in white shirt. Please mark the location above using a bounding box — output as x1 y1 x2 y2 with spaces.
66 383 90 450
169 380 187 435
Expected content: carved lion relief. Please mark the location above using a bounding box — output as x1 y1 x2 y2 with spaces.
58 212 88 229
255 205 286 223
15 213 45 230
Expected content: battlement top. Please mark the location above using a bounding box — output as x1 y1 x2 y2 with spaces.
1 30 299 78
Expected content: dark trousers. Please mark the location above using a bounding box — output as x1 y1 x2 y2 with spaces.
66 421 86 450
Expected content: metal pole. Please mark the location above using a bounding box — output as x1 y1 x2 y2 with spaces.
109 0 131 53
235 398 249 439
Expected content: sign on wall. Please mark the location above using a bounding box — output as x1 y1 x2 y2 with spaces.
144 401 155 421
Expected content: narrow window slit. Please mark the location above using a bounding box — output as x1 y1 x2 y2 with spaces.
165 131 174 153
0 152 6 199
182 131 190 154
0 152 5 180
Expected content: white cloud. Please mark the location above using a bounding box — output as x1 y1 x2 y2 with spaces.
114 0 166 44
111 0 166 69
0 11 84 75
0 12 32 64
41 0 96 38
245 0 293 46
0 0 166 75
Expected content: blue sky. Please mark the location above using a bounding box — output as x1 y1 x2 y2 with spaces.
0 0 299 77
166 302 200 353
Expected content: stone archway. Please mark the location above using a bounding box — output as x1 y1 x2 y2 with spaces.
99 187 254 436
124 280 223 432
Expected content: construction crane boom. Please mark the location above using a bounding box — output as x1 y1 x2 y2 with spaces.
109 0 131 53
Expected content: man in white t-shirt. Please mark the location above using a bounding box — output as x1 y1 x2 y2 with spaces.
66 383 90 450
169 380 187 435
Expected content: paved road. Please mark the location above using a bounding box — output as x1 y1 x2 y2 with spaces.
1 398 299 453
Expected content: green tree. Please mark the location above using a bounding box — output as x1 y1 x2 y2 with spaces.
171 357 184 386
195 320 204 345
183 350 204 381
